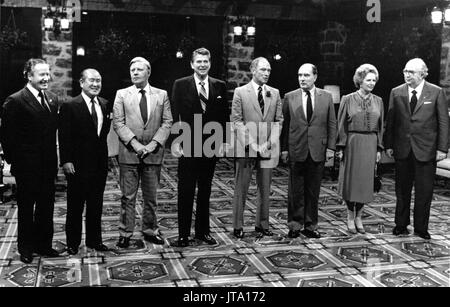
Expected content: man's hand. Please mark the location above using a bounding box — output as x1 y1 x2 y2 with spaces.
249 143 259 154
386 149 394 159
436 150 448 162
62 162 75 175
281 151 289 164
376 152 382 163
326 149 335 161
259 142 270 157
172 142 184 158
130 138 146 156
145 140 159 153
218 143 232 157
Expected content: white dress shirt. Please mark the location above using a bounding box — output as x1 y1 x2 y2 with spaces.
194 74 209 99
82 91 103 136
302 86 316 119
135 83 153 122
26 83 51 111
408 79 425 102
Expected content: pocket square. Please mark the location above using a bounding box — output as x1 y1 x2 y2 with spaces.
424 101 432 105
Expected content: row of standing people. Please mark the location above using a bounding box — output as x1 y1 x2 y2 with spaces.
0 50 448 264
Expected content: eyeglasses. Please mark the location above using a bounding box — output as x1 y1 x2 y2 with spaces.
403 70 420 75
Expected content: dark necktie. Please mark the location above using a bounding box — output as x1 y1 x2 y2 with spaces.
410 90 417 113
199 81 208 112
139 89 148 124
90 98 98 133
38 91 50 113
258 86 264 115
306 90 313 122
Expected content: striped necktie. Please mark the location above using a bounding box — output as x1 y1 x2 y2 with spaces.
258 86 264 115
199 81 208 112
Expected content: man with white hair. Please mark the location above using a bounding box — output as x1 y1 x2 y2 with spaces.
113 57 173 248
386 58 449 240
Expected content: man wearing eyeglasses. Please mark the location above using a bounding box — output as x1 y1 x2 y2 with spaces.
385 58 449 240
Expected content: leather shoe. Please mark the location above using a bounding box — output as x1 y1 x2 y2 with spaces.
288 229 301 238
301 229 321 239
392 226 409 236
20 252 33 264
233 228 244 239
116 237 130 248
143 233 164 245
66 246 79 255
87 243 109 252
195 234 217 245
175 237 190 247
255 227 273 237
36 248 60 257
414 230 431 240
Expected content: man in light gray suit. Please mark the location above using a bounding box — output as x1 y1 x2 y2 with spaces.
113 57 173 248
281 63 337 239
231 57 283 239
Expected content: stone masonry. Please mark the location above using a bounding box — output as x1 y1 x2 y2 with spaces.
319 21 347 86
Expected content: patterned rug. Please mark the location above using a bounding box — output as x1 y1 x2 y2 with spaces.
0 151 449 288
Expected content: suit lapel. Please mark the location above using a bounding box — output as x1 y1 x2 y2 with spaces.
413 82 430 115
128 87 144 126
291 89 305 122
245 83 263 119
22 87 47 115
400 84 411 115
309 88 321 122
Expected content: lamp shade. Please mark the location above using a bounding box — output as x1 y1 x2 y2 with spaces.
60 18 70 30
44 17 54 29
176 50 184 59
233 26 243 36
247 26 255 36
432 6 443 24
444 4 450 24
76 46 85 56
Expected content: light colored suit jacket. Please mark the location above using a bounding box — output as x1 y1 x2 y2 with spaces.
385 81 449 161
113 85 173 164
231 82 283 168
281 87 337 162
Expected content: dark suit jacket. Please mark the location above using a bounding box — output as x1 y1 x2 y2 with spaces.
385 82 449 161
171 75 229 157
0 86 59 176
281 87 337 162
58 94 111 176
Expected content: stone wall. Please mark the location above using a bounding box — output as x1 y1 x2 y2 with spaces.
319 21 347 86
223 16 255 103
42 10 72 98
440 26 450 101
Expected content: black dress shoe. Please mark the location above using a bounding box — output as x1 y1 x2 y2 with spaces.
143 234 165 245
20 253 33 264
36 248 60 257
288 229 301 238
301 229 321 239
414 230 431 240
175 237 190 247
195 234 217 245
255 227 273 237
392 226 410 236
66 246 79 255
87 243 109 252
233 228 244 239
116 237 130 248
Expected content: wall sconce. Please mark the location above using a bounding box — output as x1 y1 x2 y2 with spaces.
176 49 184 59
431 1 450 25
233 25 243 36
273 54 282 61
76 46 85 56
43 0 71 35
246 26 256 36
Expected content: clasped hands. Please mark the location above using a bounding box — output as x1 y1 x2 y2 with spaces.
132 139 159 159
249 142 271 157
386 149 447 162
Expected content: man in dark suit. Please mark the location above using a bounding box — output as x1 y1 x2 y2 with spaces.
58 69 111 255
0 58 60 263
386 58 449 240
171 47 229 247
281 63 337 239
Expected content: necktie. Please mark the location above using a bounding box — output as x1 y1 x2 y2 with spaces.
410 90 417 113
258 86 264 115
90 98 98 133
199 81 208 112
139 89 148 124
306 90 313 122
38 91 50 113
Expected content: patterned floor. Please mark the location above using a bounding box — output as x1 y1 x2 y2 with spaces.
0 152 449 287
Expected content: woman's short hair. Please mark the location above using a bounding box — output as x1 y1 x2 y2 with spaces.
353 64 379 88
